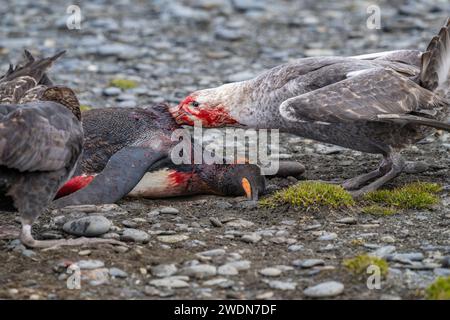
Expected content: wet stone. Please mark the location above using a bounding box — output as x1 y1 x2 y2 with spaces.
62 216 111 237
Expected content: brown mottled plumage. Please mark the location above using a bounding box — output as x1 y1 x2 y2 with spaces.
172 18 450 196
0 50 101 248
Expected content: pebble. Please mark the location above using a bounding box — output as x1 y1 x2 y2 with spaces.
225 218 254 228
223 260 251 271
303 281 344 298
267 280 297 291
117 100 137 108
121 228 150 243
434 268 450 276
369 245 396 258
388 253 424 262
102 87 121 96
151 264 178 278
217 264 239 276
62 216 111 237
293 259 325 269
259 268 282 277
21 249 36 258
82 268 110 286
317 232 338 241
203 278 232 287
157 234 189 243
76 260 105 270
381 236 396 243
288 244 304 252
78 250 92 256
241 233 262 244
159 207 179 215
336 217 357 225
181 264 217 279
149 277 190 289
197 249 226 257
109 267 128 278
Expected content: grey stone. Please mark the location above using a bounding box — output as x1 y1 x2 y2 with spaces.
303 281 344 298
62 216 111 237
369 246 396 258
217 264 239 276
76 259 105 270
121 228 150 243
159 207 179 215
241 233 262 243
149 277 190 289
267 280 297 290
259 267 282 277
181 264 217 279
103 87 121 96
109 268 128 278
151 264 178 278
293 259 325 268
317 232 338 241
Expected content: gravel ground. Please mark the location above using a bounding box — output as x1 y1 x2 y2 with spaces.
0 0 449 300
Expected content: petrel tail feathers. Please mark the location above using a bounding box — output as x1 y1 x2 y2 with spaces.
420 18 450 96
377 114 450 132
2 50 65 84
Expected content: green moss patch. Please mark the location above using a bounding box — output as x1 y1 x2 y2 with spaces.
363 182 442 209
109 78 138 90
362 205 397 216
343 254 389 277
80 105 92 112
426 276 450 300
259 181 355 210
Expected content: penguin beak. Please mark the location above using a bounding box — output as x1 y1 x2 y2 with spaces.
242 177 258 201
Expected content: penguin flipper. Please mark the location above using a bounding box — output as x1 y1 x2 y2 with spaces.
53 146 167 207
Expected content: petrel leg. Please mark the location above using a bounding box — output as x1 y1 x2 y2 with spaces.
53 146 167 207
20 223 125 249
342 157 391 190
350 152 405 198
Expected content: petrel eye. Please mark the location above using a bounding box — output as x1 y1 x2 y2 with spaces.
192 101 199 107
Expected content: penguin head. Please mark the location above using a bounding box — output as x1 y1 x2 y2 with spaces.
202 163 266 201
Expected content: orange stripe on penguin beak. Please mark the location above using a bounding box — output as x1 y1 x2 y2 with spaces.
242 177 253 200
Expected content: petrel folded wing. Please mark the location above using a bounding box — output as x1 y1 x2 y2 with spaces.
279 68 441 124
0 102 82 172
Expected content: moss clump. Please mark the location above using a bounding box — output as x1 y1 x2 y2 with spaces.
343 254 389 277
426 276 450 300
80 105 92 112
260 181 355 210
109 78 138 90
363 182 442 210
362 205 397 216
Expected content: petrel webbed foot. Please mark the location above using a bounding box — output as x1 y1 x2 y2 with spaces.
20 224 126 249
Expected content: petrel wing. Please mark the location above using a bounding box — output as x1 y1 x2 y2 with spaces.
0 101 82 172
279 68 445 127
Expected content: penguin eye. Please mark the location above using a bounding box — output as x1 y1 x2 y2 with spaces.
192 101 200 107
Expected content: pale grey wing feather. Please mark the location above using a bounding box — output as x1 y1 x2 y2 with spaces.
279 68 437 124
0 102 80 172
